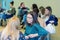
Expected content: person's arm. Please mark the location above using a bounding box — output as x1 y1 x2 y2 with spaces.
38 17 46 27
11 8 16 15
53 16 58 26
28 33 38 38
34 23 48 36
28 23 48 38
17 9 21 17
49 15 58 26
24 30 30 39
7 8 16 15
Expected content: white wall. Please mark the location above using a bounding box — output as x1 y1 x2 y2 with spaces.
14 0 60 18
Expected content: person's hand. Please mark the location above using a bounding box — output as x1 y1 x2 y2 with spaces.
28 34 38 38
28 34 35 38
25 36 29 39
49 21 54 24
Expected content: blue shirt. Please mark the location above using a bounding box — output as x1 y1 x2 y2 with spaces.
46 15 58 26
24 23 48 40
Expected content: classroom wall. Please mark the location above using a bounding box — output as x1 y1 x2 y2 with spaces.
2 0 13 10
0 0 3 6
14 0 60 18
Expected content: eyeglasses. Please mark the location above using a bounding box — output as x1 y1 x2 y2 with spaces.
27 17 33 19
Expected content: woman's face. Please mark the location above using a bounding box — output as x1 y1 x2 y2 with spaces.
45 9 50 15
10 4 12 8
27 14 33 24
21 3 25 7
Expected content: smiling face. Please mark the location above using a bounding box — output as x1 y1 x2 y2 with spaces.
22 3 25 7
27 14 33 24
21 3 25 8
45 9 50 15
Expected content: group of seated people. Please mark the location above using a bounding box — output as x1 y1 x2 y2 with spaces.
0 1 58 40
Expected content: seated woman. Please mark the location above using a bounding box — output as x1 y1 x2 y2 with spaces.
45 6 58 26
24 12 48 40
6 1 16 19
0 1 16 26
39 6 45 18
17 2 29 28
38 6 58 34
0 16 25 40
44 6 58 34
38 6 58 40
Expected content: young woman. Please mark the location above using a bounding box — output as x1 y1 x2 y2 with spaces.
18 2 29 28
44 6 58 33
6 1 16 19
38 6 58 40
24 12 48 40
39 6 45 18
0 16 25 40
32 4 39 22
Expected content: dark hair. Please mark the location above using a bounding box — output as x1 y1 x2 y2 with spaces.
46 6 52 14
32 4 39 14
10 1 14 6
39 6 45 15
26 11 39 25
20 2 24 7
39 6 44 9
